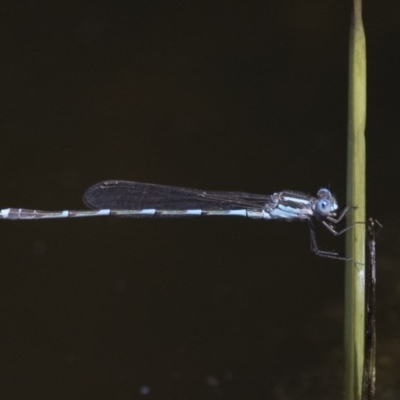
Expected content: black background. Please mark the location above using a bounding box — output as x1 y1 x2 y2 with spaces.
0 1 399 399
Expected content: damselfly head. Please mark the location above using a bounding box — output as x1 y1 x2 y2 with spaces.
315 188 339 216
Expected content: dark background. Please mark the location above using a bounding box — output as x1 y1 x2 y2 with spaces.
0 1 398 399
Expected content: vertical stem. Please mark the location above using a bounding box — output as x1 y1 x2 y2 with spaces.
344 0 366 399
362 218 378 399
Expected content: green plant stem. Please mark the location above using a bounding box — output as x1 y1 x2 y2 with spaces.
344 0 367 399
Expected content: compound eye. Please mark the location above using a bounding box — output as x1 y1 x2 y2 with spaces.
317 188 331 199
316 199 331 216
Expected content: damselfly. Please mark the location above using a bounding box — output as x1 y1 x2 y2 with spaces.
0 180 350 259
